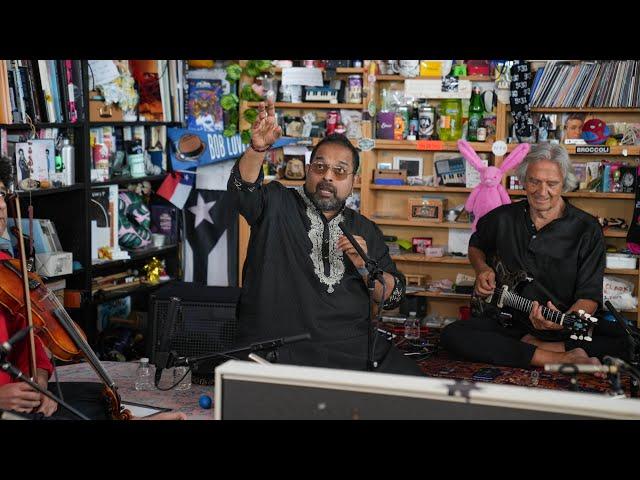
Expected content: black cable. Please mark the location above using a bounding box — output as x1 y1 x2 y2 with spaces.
153 352 239 391
50 355 64 403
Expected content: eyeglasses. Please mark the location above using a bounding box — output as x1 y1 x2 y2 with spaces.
309 162 353 180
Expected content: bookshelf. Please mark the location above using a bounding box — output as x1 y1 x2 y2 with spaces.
236 59 640 325
0 59 184 346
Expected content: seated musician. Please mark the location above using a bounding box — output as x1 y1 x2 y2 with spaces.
227 99 422 375
441 144 631 368
0 156 185 420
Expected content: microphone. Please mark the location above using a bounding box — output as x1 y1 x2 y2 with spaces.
544 363 621 374
605 300 639 342
154 297 181 387
249 333 311 352
0 326 33 356
172 333 312 367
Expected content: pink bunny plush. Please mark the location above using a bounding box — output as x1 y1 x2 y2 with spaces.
458 139 531 232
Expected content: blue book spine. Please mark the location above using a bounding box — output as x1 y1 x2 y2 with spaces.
374 178 404 185
47 60 62 122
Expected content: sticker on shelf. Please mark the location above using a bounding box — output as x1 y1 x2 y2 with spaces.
358 138 375 152
417 140 444 151
491 140 508 156
575 145 610 154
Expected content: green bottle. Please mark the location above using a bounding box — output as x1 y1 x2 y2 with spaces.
467 86 484 142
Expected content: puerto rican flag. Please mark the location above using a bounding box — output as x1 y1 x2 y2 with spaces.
157 171 195 209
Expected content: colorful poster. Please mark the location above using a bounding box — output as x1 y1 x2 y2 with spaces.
186 78 224 132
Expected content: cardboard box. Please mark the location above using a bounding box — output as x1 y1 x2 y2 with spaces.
35 251 72 277
408 197 447 222
374 169 407 185
89 90 124 122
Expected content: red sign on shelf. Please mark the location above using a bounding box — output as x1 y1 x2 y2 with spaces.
417 140 445 151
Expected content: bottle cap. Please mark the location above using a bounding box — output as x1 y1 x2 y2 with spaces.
63 138 70 145
140 357 149 363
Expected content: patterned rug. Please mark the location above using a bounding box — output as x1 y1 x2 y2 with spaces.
388 326 634 396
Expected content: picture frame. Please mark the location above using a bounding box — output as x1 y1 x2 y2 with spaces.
393 156 423 178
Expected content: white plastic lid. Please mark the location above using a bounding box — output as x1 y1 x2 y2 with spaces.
409 311 417 316
63 138 70 145
140 357 149 363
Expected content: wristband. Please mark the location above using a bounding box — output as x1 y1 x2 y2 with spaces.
250 140 271 153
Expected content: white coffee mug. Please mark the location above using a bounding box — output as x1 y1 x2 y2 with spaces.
394 60 420 78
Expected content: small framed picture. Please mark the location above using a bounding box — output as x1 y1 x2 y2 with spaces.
393 156 423 178
377 162 392 170
412 237 432 254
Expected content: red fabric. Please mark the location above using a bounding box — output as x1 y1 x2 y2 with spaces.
0 251 53 386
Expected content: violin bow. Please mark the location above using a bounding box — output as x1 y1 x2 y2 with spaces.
9 193 38 381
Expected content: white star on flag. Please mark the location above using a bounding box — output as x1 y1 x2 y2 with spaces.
188 193 216 228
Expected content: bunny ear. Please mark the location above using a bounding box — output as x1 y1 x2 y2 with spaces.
457 139 486 172
499 143 531 173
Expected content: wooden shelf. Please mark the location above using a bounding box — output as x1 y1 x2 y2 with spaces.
264 179 304 187
15 184 85 197
507 189 635 199
604 268 639 275
91 244 179 270
371 185 471 193
506 105 640 113
408 291 471 300
603 228 629 238
92 280 171 304
91 174 167 187
373 139 492 152
374 75 494 82
273 67 365 74
246 102 364 110
531 108 640 113
264 179 361 188
372 218 472 228
506 144 640 156
391 254 470 264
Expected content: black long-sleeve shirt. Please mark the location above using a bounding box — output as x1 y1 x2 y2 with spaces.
227 161 405 369
469 198 605 341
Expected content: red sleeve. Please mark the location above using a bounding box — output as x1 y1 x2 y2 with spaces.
0 252 54 380
4 314 54 381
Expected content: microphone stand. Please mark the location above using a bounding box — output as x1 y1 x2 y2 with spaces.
605 301 640 397
0 355 89 420
338 222 385 372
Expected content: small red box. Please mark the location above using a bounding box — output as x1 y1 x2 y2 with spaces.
412 237 432 254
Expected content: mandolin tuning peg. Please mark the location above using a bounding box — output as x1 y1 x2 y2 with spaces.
578 309 585 316
578 335 584 340
570 334 578 340
585 336 592 342
583 313 591 319
591 317 598 323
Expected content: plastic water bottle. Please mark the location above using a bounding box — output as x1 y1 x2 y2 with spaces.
404 312 421 340
173 366 191 391
134 357 153 391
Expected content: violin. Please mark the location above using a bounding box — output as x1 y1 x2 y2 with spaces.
2 194 131 420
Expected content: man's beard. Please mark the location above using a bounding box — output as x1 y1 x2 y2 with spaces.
306 182 345 212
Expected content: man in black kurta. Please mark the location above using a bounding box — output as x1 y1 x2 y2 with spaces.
226 101 422 375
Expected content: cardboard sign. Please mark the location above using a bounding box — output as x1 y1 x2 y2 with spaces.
417 140 444 151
